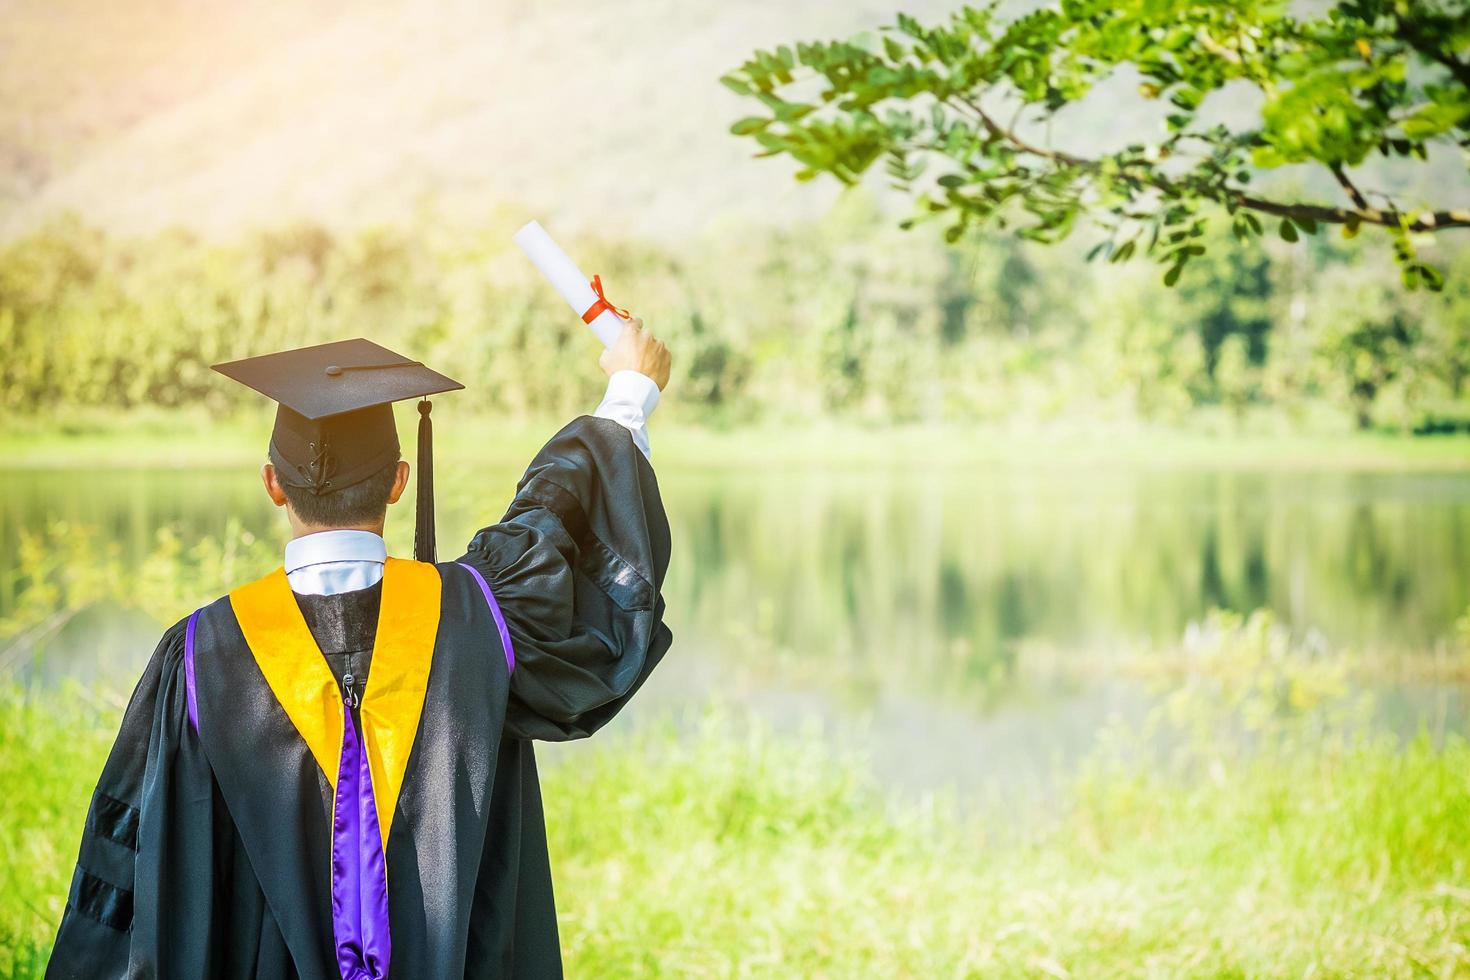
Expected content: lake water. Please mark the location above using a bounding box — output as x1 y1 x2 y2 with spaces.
4 461 1469 796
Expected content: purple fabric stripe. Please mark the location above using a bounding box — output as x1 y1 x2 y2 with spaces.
332 701 391 980
184 611 200 734
457 562 516 676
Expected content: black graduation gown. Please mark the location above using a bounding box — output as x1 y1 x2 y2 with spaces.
46 416 673 979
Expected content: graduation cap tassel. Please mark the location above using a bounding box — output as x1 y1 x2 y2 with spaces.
414 398 436 564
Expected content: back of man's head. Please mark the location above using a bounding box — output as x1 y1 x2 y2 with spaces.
280 457 401 528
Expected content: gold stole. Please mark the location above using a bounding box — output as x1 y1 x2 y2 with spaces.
228 557 441 848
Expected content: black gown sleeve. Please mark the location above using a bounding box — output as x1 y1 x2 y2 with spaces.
45 620 186 978
47 618 280 979
457 415 674 741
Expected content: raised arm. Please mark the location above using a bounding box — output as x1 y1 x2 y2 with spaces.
591 318 671 460
456 321 673 740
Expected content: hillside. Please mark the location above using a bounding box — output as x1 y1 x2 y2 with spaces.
0 0 958 240
0 0 1460 243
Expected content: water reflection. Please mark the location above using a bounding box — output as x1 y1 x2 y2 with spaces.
656 467 1470 706
4 463 1469 738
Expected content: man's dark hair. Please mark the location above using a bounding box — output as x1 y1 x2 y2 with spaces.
282 458 400 527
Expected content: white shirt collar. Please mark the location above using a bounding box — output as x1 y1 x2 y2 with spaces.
283 529 388 574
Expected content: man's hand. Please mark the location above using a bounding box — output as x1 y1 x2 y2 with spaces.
599 318 672 391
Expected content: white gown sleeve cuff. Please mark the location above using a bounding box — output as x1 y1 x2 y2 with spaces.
592 370 661 460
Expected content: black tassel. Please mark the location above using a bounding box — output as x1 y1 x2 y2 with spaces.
414 398 436 563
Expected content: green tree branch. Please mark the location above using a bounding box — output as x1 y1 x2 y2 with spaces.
723 0 1470 290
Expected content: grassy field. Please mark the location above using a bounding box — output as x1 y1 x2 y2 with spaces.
550 721 1470 977
3 679 1468 978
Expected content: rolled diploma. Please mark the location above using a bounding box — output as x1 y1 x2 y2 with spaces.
512 220 625 348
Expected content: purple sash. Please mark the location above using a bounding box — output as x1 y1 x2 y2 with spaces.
332 698 391 979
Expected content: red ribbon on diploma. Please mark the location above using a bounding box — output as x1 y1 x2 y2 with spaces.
581 275 631 325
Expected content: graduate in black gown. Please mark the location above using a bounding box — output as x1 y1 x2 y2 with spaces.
46 322 674 979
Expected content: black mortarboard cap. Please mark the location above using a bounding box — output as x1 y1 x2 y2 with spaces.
212 338 463 562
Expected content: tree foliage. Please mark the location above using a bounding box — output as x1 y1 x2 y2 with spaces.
722 0 1470 289
2 211 1469 431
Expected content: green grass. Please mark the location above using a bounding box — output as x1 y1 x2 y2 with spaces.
546 720 1470 977
4 408 1470 472
3 685 1468 978
0 685 121 980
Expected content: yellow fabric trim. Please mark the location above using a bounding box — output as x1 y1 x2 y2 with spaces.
230 568 344 791
360 557 441 844
228 558 441 849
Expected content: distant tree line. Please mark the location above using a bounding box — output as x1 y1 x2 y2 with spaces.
1 205 1467 432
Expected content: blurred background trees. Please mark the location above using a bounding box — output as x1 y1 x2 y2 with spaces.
3 206 1469 432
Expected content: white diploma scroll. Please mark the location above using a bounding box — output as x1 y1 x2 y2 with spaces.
512 220 628 349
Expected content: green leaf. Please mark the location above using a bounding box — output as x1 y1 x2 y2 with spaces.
774 102 816 122
729 117 771 136
936 174 967 188
720 75 754 97
1279 218 1299 243
1169 87 1203 111
1163 264 1182 287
